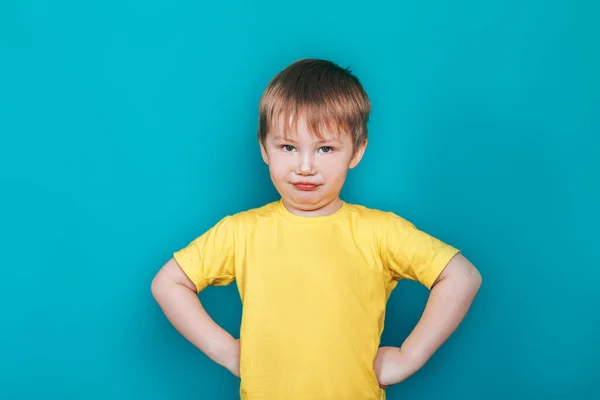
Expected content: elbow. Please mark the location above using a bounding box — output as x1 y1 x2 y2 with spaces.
459 254 482 294
468 266 482 295
151 274 166 301
470 263 482 285
150 276 159 299
452 258 482 297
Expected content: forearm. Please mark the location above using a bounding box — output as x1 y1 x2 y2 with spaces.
399 267 481 372
152 281 239 372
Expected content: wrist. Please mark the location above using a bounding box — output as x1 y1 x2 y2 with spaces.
397 345 427 375
225 338 240 377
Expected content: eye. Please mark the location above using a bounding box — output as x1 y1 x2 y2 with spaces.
281 145 296 152
319 146 333 153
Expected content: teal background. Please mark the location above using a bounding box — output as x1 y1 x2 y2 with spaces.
1 0 598 399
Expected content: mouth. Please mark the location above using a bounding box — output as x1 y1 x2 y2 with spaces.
292 182 320 191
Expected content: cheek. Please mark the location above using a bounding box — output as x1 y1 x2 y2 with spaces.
268 154 292 178
320 156 350 176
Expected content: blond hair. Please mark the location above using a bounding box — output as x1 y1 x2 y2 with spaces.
258 59 371 152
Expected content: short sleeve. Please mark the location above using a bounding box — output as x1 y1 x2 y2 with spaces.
173 216 236 293
382 213 460 289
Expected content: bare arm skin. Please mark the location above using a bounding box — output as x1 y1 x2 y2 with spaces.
151 258 240 376
374 253 482 387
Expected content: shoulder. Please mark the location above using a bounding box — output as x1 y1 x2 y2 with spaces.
220 201 280 226
345 202 413 229
195 202 278 242
344 203 425 248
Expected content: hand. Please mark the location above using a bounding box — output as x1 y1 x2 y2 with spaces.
373 346 414 388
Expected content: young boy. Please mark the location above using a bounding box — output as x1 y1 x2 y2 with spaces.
151 58 482 400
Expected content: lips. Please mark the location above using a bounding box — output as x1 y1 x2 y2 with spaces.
292 182 320 191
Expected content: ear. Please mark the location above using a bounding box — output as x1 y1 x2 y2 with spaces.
259 139 269 165
349 139 368 169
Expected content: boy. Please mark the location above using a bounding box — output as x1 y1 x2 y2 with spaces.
151 58 482 399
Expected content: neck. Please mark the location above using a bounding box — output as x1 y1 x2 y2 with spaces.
282 197 343 217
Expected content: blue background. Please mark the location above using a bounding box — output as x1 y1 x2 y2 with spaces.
1 1 598 399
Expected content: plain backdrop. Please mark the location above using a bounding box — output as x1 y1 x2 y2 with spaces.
1 0 598 399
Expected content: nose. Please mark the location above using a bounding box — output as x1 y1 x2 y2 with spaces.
296 150 316 176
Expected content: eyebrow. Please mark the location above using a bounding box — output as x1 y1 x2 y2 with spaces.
316 138 341 144
272 135 296 142
272 136 341 144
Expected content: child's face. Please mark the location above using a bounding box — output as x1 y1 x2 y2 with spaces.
260 116 367 216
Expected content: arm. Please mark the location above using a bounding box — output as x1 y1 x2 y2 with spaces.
151 257 240 376
374 253 482 387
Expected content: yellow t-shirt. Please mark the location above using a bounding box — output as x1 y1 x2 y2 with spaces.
173 199 460 400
